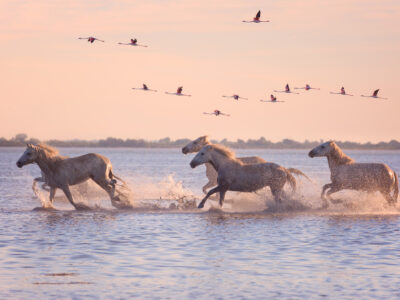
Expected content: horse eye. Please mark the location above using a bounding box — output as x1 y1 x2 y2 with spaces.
27 152 32 156
201 153 204 156
321 146 325 149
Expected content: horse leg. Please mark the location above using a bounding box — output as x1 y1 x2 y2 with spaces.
381 191 395 206
271 188 283 203
62 186 90 210
49 187 57 208
92 177 123 208
219 189 227 207
202 180 215 194
321 183 332 208
198 186 221 209
325 186 343 206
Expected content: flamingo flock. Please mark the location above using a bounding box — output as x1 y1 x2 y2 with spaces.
78 10 388 118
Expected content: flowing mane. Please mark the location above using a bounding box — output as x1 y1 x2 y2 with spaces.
32 144 66 162
210 144 237 160
329 142 355 165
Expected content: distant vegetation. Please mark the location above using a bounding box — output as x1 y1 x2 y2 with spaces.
1 134 400 150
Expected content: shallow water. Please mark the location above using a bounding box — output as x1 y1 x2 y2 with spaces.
1 147 400 299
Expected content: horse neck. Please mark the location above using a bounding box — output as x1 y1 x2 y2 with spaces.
209 151 241 171
326 148 354 170
35 153 61 175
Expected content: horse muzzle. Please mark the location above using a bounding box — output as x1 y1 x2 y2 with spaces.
16 161 23 168
182 147 188 154
190 161 198 169
308 150 315 158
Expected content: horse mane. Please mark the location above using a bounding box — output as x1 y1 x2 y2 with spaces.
329 142 355 165
210 144 237 160
34 144 66 162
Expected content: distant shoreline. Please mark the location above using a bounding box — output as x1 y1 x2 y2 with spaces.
2 135 400 150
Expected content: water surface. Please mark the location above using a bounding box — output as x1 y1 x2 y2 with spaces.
1 148 400 299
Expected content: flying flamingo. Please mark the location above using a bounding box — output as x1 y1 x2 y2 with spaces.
165 86 191 97
294 84 320 90
78 36 104 43
274 84 299 94
260 94 285 103
330 86 353 96
203 110 230 117
132 84 157 92
222 94 248 101
242 10 270 23
118 38 148 47
361 89 388 100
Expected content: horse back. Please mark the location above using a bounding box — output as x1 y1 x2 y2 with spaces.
238 156 266 164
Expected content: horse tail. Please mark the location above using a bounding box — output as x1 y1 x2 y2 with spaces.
287 168 312 182
109 169 127 185
393 171 399 203
285 169 297 194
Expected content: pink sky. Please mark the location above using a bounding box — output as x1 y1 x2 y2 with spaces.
1 0 399 142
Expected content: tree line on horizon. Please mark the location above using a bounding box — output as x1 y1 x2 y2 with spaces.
1 134 400 150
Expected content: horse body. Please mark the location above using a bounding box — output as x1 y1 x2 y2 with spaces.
217 162 289 192
309 141 398 207
190 144 296 208
182 136 266 194
17 144 126 210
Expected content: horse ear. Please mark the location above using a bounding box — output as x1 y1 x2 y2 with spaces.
27 143 32 148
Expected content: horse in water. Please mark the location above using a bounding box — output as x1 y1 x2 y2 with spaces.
309 141 398 207
182 136 266 194
190 144 298 208
182 136 310 194
16 144 128 210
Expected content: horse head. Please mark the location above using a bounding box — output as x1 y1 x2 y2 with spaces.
308 141 336 158
182 135 210 154
16 144 39 168
190 145 212 168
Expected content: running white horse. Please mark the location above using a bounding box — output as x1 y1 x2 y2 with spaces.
190 144 297 208
16 144 128 210
309 141 398 207
182 136 310 194
182 136 265 194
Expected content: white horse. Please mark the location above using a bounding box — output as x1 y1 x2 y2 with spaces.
182 136 310 194
309 141 398 207
182 136 266 193
190 144 297 208
17 144 128 210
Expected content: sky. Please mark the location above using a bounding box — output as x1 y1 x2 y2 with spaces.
1 0 399 142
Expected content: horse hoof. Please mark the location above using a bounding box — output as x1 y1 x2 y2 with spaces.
75 204 91 211
198 203 204 209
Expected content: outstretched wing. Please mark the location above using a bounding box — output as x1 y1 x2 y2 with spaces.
256 10 261 19
373 89 379 97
